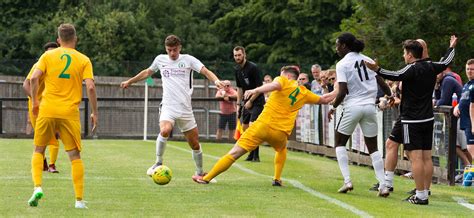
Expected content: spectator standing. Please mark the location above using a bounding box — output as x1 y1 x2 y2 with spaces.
215 80 238 141
454 59 474 166
263 74 273 101
310 64 323 94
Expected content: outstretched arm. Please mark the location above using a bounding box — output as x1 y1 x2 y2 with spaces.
376 76 392 96
243 81 281 100
200 66 225 89
120 68 154 89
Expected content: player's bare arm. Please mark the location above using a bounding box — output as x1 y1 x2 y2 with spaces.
470 102 474 134
376 76 392 96
85 78 98 133
200 66 224 89
23 78 31 97
327 82 347 121
365 60 379 73
244 81 281 100
120 68 154 89
30 69 43 116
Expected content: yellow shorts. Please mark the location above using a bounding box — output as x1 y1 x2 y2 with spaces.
237 120 288 152
29 108 59 147
34 117 81 151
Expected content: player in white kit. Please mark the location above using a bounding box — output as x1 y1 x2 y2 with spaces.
121 35 225 177
328 33 392 197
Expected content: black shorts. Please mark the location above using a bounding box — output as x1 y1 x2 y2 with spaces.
218 113 237 130
389 119 434 151
241 105 263 124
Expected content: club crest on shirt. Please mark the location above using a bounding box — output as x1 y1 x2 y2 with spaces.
178 62 185 68
162 69 170 77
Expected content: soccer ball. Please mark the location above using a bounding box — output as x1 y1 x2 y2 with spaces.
152 165 172 185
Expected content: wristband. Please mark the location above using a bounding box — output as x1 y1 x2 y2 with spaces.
214 80 221 86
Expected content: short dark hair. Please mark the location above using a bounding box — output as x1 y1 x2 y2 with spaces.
281 65 300 77
43 42 58 51
165 35 181 47
466 59 474 65
337 33 365 53
403 40 423 59
58 23 76 42
233 46 246 54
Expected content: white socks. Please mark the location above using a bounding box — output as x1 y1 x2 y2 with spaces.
336 146 351 184
192 146 203 175
370 151 385 188
416 190 428 200
384 171 394 187
156 134 168 164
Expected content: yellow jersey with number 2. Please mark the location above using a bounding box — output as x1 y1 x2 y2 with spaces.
35 47 93 120
257 76 320 135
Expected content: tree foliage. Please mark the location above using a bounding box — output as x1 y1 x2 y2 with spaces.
339 0 474 79
211 0 353 69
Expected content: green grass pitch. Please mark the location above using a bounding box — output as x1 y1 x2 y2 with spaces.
0 138 472 217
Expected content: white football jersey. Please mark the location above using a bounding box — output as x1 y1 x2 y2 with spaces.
149 54 204 109
336 52 377 107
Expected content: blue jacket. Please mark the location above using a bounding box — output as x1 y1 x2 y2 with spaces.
435 74 462 106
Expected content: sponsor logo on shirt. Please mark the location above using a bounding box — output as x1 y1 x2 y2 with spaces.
162 69 186 77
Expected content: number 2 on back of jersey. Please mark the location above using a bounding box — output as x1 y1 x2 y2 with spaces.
354 60 369 82
58 54 71 79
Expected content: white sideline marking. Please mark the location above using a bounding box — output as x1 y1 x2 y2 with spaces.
453 197 474 211
166 143 372 218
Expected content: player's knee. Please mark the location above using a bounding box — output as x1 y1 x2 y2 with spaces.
385 139 399 151
160 129 172 137
34 146 46 154
66 148 81 161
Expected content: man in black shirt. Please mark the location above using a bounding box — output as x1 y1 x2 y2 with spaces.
365 35 457 205
234 46 265 162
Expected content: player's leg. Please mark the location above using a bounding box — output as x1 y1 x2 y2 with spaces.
249 105 263 162
194 144 248 184
47 133 60 173
183 127 204 176
360 105 388 197
146 119 173 176
28 117 55 207
241 108 254 161
59 119 87 208
269 132 288 186
334 106 360 193
383 119 403 190
28 146 46 207
194 121 265 184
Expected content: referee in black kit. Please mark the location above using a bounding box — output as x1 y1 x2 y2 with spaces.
233 46 265 162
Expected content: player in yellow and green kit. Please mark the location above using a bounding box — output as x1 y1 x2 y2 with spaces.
28 23 98 209
192 65 336 186
23 41 60 173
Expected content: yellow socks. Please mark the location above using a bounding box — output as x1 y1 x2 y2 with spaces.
31 152 44 187
274 147 287 181
203 154 235 182
49 145 59 165
71 159 84 200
